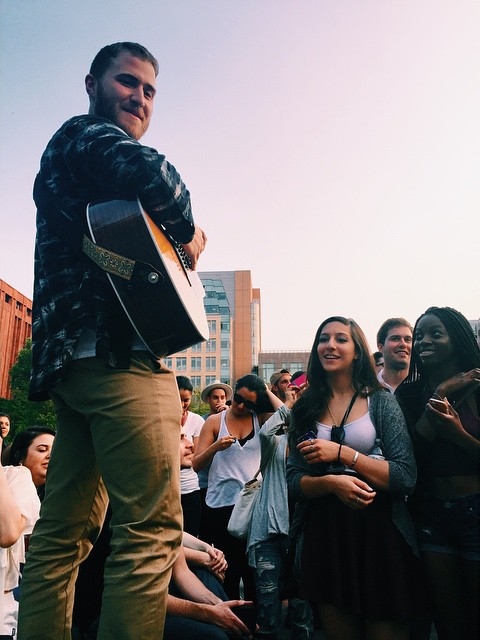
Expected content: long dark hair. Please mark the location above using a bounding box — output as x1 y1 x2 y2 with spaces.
290 317 381 442
405 306 480 384
9 426 56 466
235 374 274 414
9 426 56 501
8 425 55 467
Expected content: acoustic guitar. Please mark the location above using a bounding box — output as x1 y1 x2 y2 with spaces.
86 198 209 356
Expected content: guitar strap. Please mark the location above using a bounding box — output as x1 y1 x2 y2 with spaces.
33 176 142 367
82 235 135 281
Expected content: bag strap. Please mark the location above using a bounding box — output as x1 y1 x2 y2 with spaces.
252 437 278 480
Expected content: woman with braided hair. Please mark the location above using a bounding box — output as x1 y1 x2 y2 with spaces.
396 306 480 640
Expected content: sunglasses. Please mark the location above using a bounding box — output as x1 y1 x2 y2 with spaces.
330 425 345 444
233 393 257 412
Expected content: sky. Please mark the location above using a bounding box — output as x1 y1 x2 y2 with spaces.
1 0 479 352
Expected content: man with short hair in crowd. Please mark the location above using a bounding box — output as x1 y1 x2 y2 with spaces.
376 318 413 393
201 380 233 420
269 369 291 402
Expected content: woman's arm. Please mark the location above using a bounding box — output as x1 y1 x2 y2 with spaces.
432 368 480 401
0 463 39 548
0 467 25 547
287 444 376 508
266 387 284 411
192 414 235 472
288 392 415 496
423 398 480 461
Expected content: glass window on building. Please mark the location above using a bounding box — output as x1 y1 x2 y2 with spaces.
190 376 201 388
206 338 216 352
164 357 173 369
176 357 187 371
289 362 304 372
208 319 217 334
205 375 217 385
191 343 202 352
262 364 276 383
220 321 230 332
206 357 216 371
221 340 230 349
191 357 201 371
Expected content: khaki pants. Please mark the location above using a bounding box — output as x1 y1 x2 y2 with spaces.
18 353 183 639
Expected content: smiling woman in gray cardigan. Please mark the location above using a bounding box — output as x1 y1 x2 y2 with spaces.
285 316 425 640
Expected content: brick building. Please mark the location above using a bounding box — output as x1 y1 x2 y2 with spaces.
0 280 32 398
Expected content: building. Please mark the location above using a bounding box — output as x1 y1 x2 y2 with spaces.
165 270 261 387
469 318 480 347
0 280 33 399
258 351 310 385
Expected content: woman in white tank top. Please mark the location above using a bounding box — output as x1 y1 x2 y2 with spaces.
287 316 424 640
193 374 276 601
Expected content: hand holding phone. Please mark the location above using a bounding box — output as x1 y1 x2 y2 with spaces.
429 397 449 414
297 430 317 444
289 373 307 388
230 604 256 633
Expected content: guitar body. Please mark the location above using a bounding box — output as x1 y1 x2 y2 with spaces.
86 199 209 356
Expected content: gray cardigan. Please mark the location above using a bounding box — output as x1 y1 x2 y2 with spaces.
286 390 419 556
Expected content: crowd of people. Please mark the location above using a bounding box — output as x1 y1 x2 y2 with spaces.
0 40 478 640
2 307 478 640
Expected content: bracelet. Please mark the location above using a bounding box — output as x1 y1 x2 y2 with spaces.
350 450 359 468
337 444 342 463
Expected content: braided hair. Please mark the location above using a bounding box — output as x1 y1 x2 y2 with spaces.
405 306 480 384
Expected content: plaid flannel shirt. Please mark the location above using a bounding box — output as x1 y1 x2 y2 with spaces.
29 115 195 400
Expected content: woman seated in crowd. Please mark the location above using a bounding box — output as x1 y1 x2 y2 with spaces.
1 434 41 637
7 426 56 501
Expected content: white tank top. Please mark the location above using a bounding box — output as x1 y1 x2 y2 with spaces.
206 410 261 508
315 400 376 454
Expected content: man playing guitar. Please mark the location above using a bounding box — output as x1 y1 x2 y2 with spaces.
18 42 206 640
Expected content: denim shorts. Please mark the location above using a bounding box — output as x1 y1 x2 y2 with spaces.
416 493 480 561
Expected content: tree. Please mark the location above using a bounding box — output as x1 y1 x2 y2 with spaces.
189 389 209 417
4 340 56 438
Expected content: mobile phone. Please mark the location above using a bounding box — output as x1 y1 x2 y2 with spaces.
297 430 317 444
231 604 256 633
429 397 448 414
289 373 307 388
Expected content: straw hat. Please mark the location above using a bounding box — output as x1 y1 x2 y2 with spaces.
201 380 233 402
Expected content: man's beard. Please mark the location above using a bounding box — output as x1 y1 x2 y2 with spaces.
389 358 409 372
94 83 146 140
